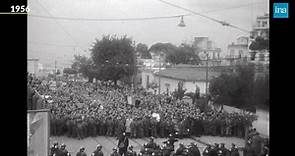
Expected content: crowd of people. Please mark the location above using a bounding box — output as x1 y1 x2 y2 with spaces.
49 132 246 156
28 74 257 140
50 132 269 156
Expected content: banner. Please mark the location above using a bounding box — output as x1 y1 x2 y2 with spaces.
127 96 135 105
152 113 160 122
27 109 50 156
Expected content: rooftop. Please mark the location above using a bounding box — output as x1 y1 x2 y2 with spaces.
154 67 220 81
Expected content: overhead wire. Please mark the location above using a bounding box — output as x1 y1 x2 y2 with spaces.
28 2 265 23
35 0 83 50
156 0 251 33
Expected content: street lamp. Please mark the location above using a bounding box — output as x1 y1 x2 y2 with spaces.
178 16 186 27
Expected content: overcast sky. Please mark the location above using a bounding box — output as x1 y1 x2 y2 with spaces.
28 0 268 68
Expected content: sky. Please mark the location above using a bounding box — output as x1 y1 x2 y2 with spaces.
28 0 269 68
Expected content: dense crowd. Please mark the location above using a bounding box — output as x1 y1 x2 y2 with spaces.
27 74 257 140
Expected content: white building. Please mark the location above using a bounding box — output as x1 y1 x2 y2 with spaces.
153 66 220 95
250 13 269 40
249 13 269 65
193 37 222 66
224 36 250 65
141 69 156 90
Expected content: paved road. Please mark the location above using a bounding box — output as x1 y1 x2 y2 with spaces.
50 136 244 156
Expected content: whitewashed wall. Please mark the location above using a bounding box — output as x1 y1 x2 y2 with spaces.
141 71 155 89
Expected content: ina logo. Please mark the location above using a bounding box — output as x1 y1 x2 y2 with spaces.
273 3 289 18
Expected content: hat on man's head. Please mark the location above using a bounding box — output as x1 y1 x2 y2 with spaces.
97 144 102 148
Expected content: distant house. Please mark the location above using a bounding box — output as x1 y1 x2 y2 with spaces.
153 66 220 95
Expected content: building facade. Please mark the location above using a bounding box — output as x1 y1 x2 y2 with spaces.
193 37 222 66
249 13 269 65
153 67 220 95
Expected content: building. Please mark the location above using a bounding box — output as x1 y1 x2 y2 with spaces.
224 36 250 65
249 13 269 65
27 58 39 75
193 37 222 66
153 66 220 95
141 69 156 90
250 13 269 40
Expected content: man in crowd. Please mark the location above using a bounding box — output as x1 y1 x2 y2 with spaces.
145 137 158 149
76 147 87 156
118 132 129 156
58 143 71 156
203 144 213 156
229 144 240 156
175 143 187 156
188 143 201 156
110 148 120 156
126 146 136 156
92 144 104 156
50 142 59 156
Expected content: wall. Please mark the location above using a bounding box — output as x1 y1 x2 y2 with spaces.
157 77 179 94
155 76 207 95
141 71 155 89
184 81 207 94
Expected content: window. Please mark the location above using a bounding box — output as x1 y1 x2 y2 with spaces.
262 21 267 27
259 53 265 61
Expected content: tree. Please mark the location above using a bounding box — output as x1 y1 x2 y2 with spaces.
253 75 269 109
136 43 151 59
71 55 97 82
91 35 136 85
249 36 269 51
209 65 255 109
63 68 77 75
166 44 200 65
149 42 177 56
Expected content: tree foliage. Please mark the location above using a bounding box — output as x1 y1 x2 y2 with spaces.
253 75 269 108
166 44 200 65
63 68 77 75
149 42 200 65
136 43 151 59
209 65 256 109
71 55 97 82
249 36 269 51
90 35 136 84
149 42 177 55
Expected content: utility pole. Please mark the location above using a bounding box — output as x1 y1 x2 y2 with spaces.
54 60 57 82
158 54 161 95
205 51 209 95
